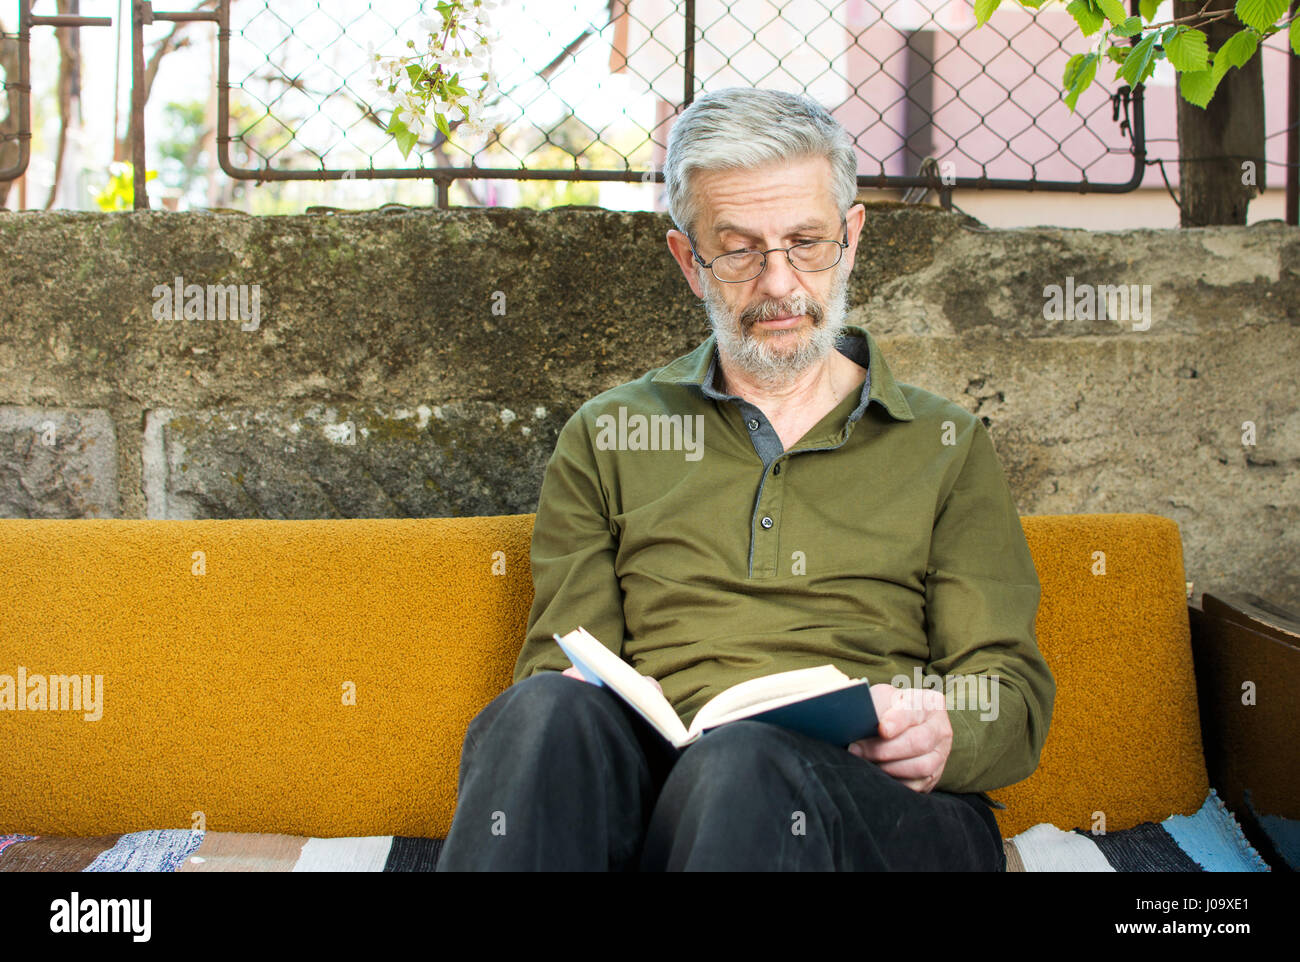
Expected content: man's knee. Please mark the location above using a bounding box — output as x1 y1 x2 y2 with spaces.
641 722 830 869
465 670 623 746
504 670 616 715
670 721 807 792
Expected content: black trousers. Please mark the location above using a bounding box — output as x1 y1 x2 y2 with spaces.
435 671 1007 871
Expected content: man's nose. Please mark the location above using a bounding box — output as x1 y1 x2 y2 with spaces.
752 249 803 304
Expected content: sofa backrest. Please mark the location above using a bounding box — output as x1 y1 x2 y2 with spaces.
0 513 1207 839
1002 513 1207 835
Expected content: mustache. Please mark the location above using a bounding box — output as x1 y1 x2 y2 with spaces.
740 296 825 328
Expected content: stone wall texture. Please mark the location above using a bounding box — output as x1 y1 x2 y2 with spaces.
0 206 1296 608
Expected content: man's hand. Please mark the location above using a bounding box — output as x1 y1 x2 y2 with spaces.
561 665 663 694
847 683 952 793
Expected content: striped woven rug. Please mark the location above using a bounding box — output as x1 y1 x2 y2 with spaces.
0 790 1271 872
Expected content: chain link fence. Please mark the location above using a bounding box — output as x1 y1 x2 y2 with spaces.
3 0 1150 207
213 0 1146 203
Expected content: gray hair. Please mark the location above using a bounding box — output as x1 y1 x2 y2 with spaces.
662 87 858 242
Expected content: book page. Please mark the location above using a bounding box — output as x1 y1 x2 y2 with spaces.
688 665 856 735
555 627 690 745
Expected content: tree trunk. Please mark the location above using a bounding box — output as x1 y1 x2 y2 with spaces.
1176 0 1265 226
44 0 81 210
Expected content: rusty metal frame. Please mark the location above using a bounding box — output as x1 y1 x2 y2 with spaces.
0 0 113 183
130 0 219 208
211 0 693 209
205 0 1148 209
103 0 1157 210
6 4 1290 221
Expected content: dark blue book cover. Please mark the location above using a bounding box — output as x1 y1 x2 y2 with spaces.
699 682 879 747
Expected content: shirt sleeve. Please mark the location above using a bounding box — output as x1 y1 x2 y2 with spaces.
924 415 1056 795
512 406 628 682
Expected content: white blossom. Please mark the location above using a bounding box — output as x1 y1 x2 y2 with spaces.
377 1 501 153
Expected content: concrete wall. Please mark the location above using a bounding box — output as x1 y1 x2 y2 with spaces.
0 206 1296 608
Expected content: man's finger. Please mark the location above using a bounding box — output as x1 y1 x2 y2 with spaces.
873 701 934 750
873 749 943 782
874 688 929 739
853 722 934 763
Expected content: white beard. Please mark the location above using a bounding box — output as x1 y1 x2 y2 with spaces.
702 260 850 392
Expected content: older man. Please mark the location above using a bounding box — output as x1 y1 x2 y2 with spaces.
435 87 1054 872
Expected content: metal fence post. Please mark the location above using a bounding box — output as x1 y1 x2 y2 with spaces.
0 0 112 185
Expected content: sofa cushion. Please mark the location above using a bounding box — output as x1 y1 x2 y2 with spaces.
994 513 1209 835
0 513 1207 839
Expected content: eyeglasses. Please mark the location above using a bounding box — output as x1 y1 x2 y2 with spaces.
690 219 849 283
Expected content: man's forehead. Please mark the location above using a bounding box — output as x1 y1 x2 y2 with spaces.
711 216 834 239
692 161 839 240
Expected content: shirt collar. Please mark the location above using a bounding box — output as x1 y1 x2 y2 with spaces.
651 323 915 422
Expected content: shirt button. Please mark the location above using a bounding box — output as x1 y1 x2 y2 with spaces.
761 516 773 528
772 463 781 476
746 418 760 431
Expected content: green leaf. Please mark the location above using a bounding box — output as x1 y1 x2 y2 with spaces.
392 119 418 158
1178 67 1222 109
975 0 1002 26
1165 27 1209 72
434 112 452 139
1139 0 1161 21
1018 0 1048 7
1097 0 1127 23
405 63 423 86
1233 0 1288 33
1216 28 1260 70
1292 17 1300 55
1121 28 1161 85
1107 44 1131 62
1067 0 1106 35
1111 16 1144 37
1063 52 1099 111
1063 52 1086 86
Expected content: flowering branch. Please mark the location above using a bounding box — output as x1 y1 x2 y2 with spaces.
368 0 502 157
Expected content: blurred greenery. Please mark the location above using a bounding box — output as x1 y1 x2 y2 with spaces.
157 99 208 205
90 162 157 211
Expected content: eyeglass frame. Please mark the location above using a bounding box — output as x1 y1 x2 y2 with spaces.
688 216 850 283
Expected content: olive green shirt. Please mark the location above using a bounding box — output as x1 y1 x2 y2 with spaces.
514 324 1054 795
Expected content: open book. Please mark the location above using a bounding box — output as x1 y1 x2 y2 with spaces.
554 626 879 749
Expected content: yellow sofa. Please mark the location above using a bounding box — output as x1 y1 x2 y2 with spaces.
0 512 1208 845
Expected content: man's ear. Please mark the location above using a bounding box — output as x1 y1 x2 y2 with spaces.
841 202 867 275
666 229 706 299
